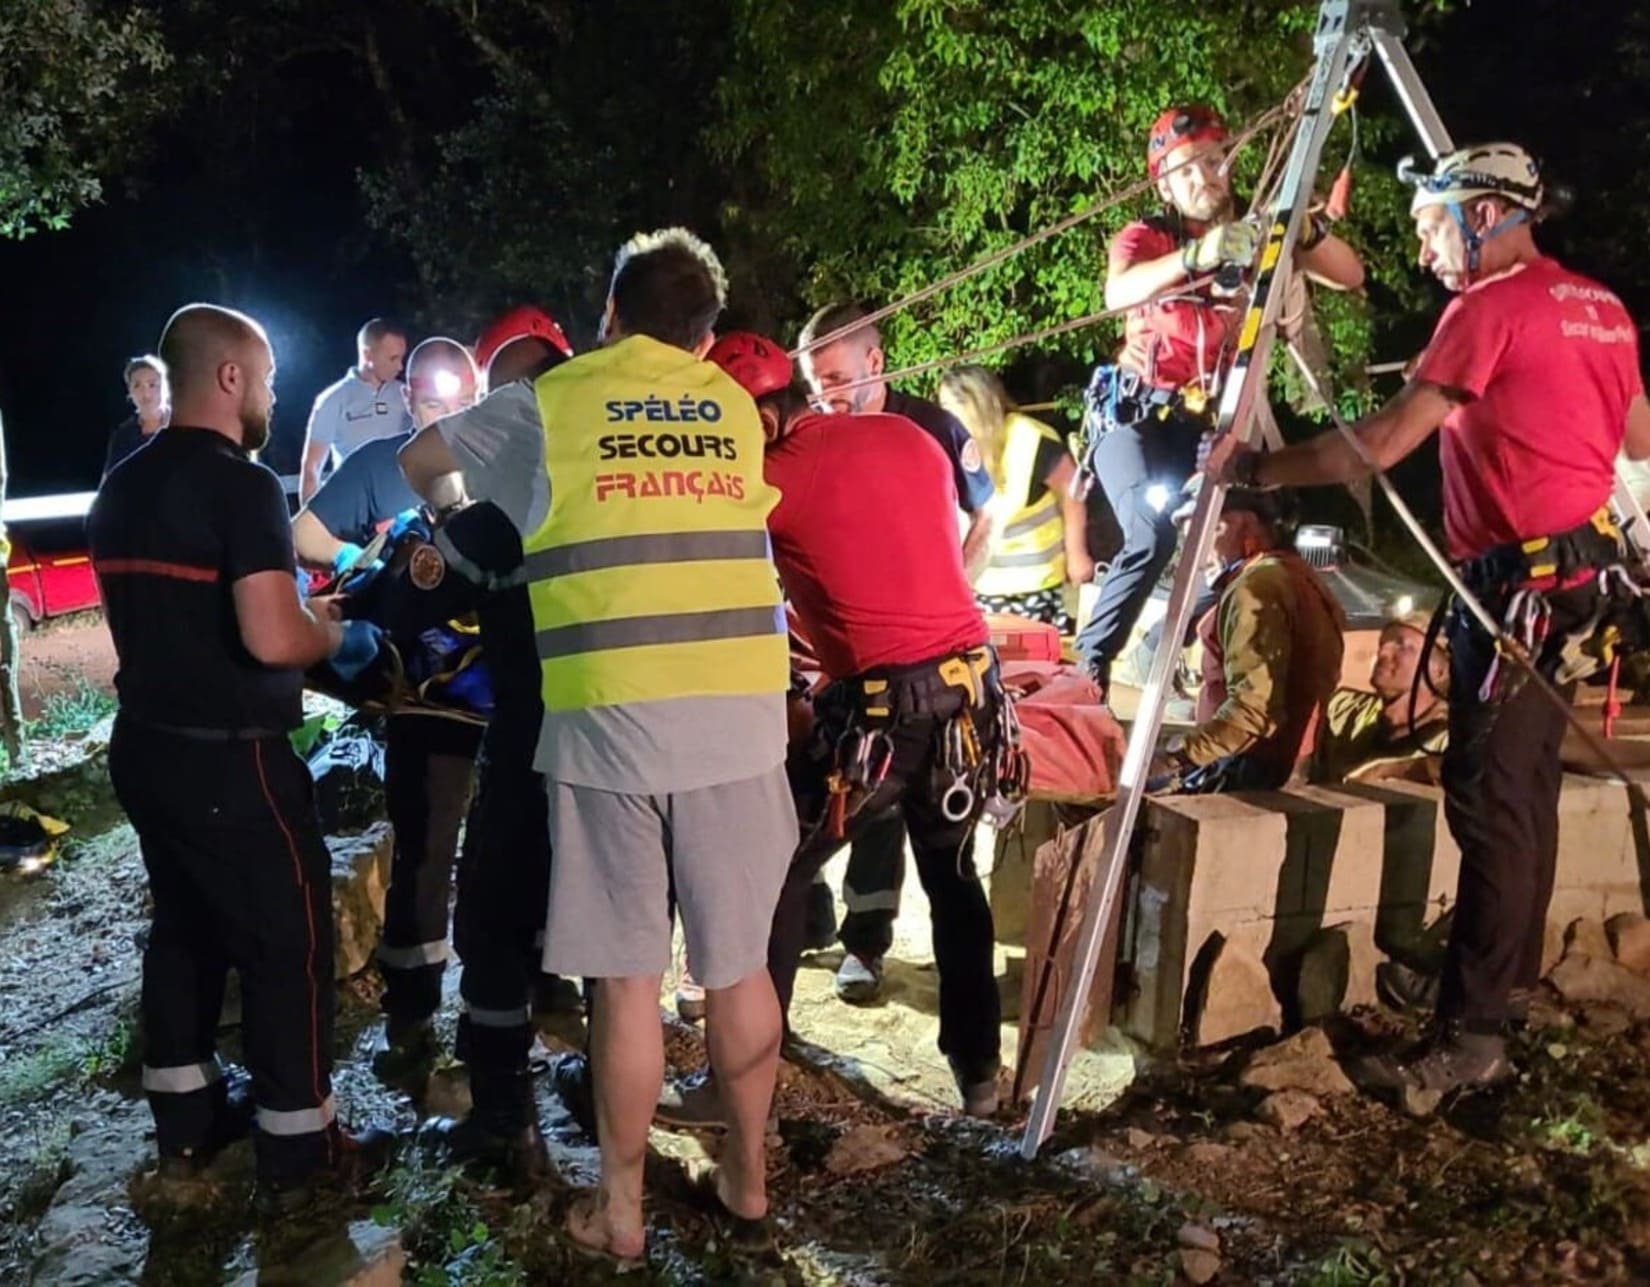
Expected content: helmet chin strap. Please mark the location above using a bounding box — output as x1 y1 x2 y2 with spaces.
1447 201 1529 279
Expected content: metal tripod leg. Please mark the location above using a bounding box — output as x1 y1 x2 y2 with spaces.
1372 19 1650 566
1017 0 1366 1160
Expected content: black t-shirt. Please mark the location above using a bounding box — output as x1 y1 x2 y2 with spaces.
304 433 421 545
102 416 151 482
882 389 996 514
88 426 303 731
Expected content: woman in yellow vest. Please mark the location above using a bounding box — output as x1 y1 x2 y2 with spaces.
938 366 1093 632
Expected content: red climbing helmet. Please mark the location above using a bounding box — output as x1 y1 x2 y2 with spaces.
474 305 573 371
1147 105 1230 179
706 331 794 400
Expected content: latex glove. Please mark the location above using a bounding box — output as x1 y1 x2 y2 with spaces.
330 620 384 681
331 542 366 576
1182 221 1258 274
387 509 427 541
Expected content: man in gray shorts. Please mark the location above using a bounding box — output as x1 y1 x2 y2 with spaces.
400 228 793 1264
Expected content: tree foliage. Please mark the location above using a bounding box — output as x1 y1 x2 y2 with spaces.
710 0 1467 408
0 0 173 238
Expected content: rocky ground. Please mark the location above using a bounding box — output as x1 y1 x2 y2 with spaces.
4 698 1650 1282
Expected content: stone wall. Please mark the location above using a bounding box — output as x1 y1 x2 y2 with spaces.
1113 773 1650 1049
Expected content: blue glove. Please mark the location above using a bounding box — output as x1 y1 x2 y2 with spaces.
331 620 384 682
331 542 366 576
387 509 428 541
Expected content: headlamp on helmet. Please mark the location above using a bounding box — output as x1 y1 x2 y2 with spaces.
1401 144 1544 216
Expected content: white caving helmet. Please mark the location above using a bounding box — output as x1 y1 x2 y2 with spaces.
1403 143 1544 216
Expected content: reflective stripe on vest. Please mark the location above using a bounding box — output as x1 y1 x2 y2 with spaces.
520 336 788 712
978 413 1065 596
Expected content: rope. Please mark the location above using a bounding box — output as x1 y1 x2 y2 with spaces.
826 273 1219 397
788 77 1311 362
1282 342 1649 800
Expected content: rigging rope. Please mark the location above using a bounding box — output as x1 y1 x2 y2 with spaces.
788 74 1313 362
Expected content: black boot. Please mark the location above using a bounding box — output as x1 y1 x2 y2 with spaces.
1375 960 1441 1015
548 1051 600 1141
371 1016 440 1091
424 1065 549 1188
1355 1021 1512 1117
255 1124 399 1218
131 1069 257 1217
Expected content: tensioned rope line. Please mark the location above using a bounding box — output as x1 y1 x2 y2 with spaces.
824 272 1220 398
788 74 1313 362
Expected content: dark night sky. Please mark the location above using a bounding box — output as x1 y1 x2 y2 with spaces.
0 0 1639 502
0 47 416 494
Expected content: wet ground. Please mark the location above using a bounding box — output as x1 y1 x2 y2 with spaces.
12 612 118 723
5 721 1650 1283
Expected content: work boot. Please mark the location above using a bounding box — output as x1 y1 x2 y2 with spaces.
131 1070 257 1217
531 973 585 1020
949 1058 1002 1119
834 953 884 1005
548 1051 598 1141
371 1016 440 1091
1375 960 1441 1016
1355 1022 1513 1117
254 1124 398 1218
653 1068 724 1130
675 972 707 1024
803 878 839 953
420 1113 550 1188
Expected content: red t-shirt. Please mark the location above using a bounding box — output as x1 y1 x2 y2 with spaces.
1414 256 1644 560
1111 218 1239 391
765 411 988 679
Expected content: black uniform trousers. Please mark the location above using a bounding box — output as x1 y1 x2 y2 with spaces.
453 723 552 1128
838 809 906 962
1438 583 1591 1030
769 681 1002 1084
111 717 337 1184
379 712 483 1024
1073 409 1205 672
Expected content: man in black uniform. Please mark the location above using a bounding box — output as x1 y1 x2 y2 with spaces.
421 326 573 1182
297 337 485 1083
795 302 998 1005
90 303 390 1211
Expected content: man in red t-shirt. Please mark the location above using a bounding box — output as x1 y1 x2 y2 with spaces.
697 333 1015 1118
1206 143 1650 1104
1076 105 1364 692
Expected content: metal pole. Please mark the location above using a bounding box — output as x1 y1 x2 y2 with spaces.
1018 0 1364 1159
1365 20 1650 568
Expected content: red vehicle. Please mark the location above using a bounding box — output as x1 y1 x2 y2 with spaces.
7 523 101 630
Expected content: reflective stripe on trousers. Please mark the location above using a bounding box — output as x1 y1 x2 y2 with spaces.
462 1001 532 1029
142 1058 223 1094
377 940 450 969
256 1094 337 1136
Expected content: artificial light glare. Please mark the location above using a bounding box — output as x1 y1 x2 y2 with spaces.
1145 484 1171 513
433 369 463 398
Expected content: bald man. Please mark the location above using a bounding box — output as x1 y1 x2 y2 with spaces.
90 303 392 1214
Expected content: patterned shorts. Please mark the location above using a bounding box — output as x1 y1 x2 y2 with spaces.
976 586 1073 635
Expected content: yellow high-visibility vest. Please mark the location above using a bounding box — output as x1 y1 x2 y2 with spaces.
520 335 788 712
978 412 1065 597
